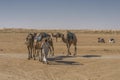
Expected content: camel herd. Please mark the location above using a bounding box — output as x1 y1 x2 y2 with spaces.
25 31 116 64
25 31 77 64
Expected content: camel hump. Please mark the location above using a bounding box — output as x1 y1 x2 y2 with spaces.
35 36 42 42
67 32 75 40
40 32 50 38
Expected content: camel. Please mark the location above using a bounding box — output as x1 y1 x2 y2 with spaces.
98 37 105 43
33 32 54 60
61 31 77 56
109 38 115 43
51 32 63 42
25 33 35 60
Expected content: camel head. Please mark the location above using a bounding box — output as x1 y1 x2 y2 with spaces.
25 33 34 45
60 33 64 38
51 32 54 36
51 32 56 37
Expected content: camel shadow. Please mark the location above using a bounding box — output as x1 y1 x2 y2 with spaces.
47 55 82 65
47 54 101 65
81 54 101 58
47 55 76 61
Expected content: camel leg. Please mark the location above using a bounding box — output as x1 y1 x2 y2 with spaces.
73 45 77 56
36 50 39 57
56 37 57 42
51 46 54 56
49 47 52 57
27 47 31 60
33 48 36 60
66 43 71 56
39 49 42 62
30 47 33 58
41 51 44 62
69 44 71 55
49 41 54 56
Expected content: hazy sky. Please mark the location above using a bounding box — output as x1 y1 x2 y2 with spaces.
0 0 120 30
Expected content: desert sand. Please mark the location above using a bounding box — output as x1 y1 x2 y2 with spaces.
0 29 120 80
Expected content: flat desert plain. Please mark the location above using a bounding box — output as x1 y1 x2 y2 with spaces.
0 29 120 80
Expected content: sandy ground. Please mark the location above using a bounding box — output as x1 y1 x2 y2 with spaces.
0 53 120 80
0 29 120 80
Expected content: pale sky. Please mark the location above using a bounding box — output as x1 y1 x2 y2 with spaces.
0 0 120 30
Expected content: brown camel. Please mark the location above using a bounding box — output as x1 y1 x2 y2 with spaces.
98 37 105 43
25 33 35 60
51 32 63 42
61 31 77 56
33 32 54 60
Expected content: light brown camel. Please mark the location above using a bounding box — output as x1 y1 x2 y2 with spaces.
109 38 115 43
61 31 77 56
33 32 54 60
25 33 35 60
51 32 63 42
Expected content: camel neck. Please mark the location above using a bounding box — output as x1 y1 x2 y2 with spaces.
62 36 67 43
